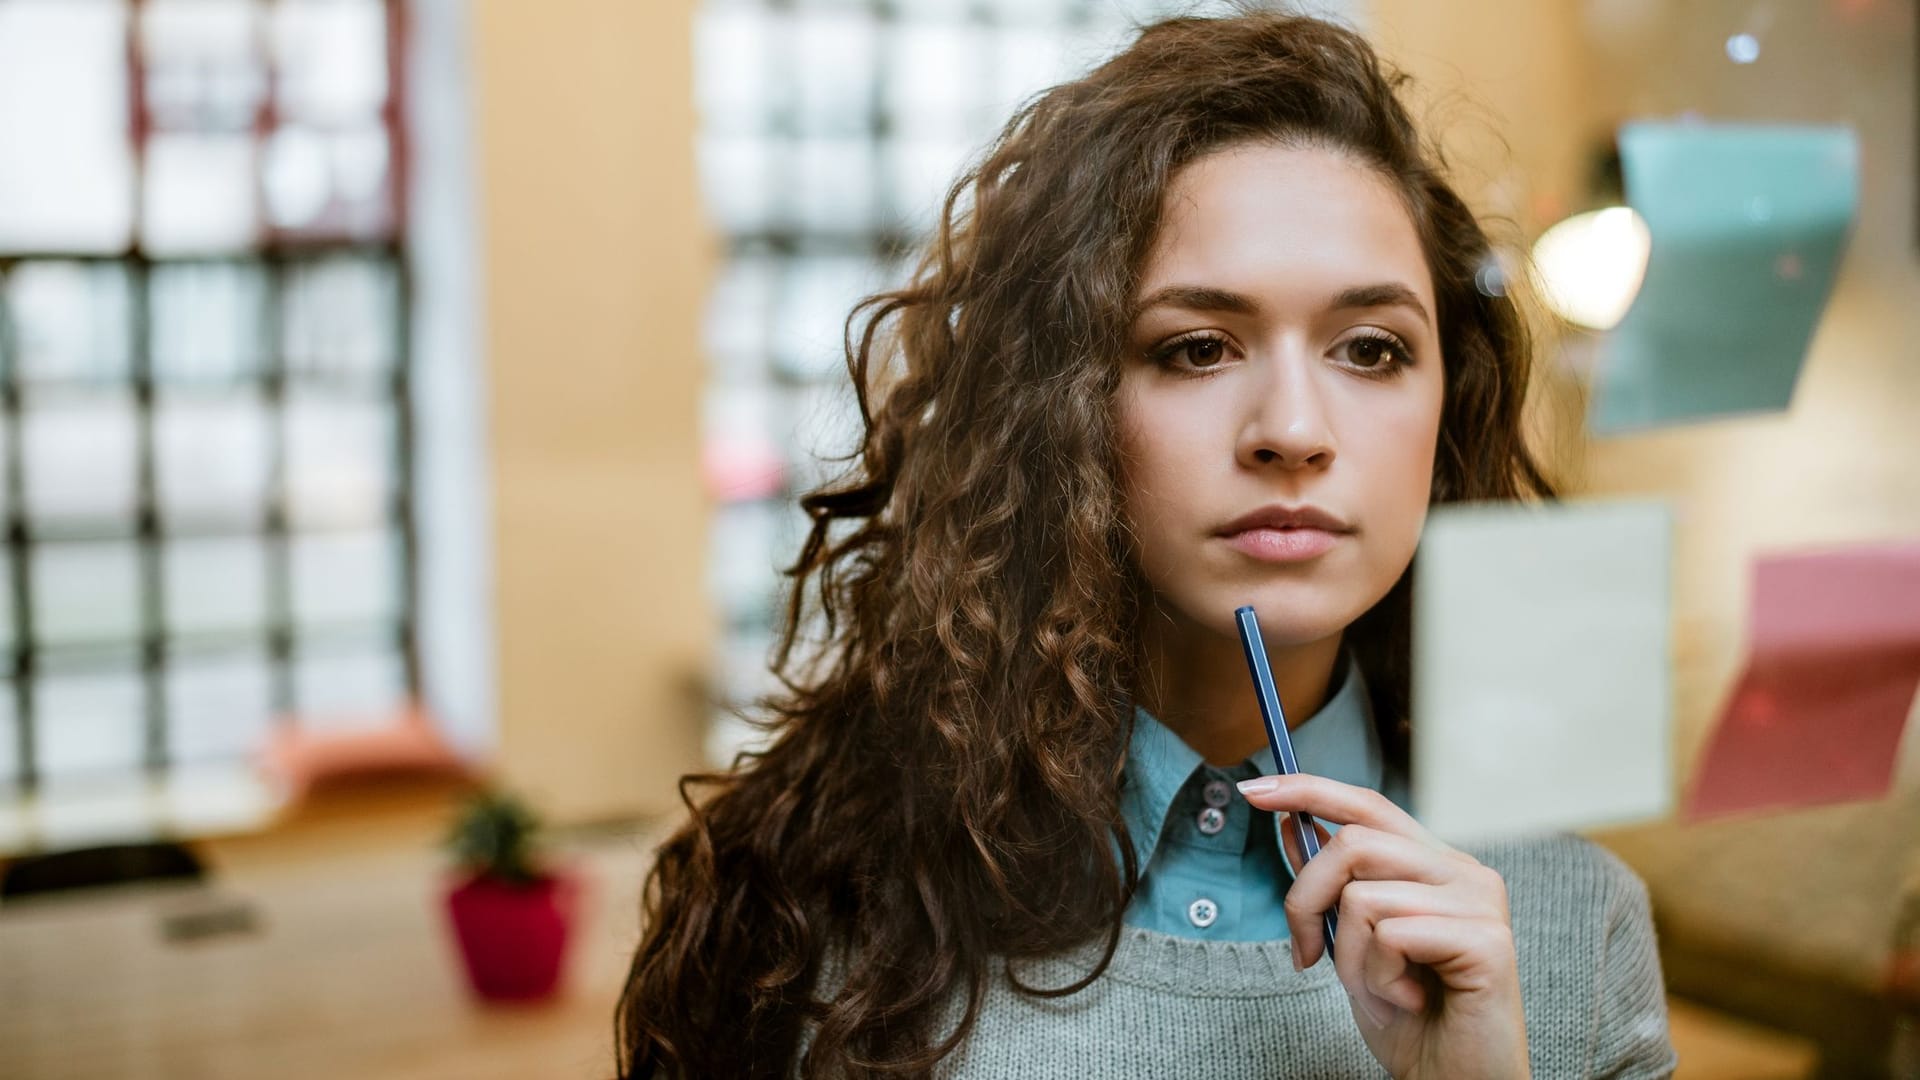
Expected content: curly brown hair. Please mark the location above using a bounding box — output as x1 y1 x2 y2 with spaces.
616 10 1554 1078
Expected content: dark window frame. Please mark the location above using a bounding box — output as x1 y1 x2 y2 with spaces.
0 0 419 798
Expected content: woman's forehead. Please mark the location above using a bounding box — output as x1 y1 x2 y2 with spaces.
1136 143 1434 317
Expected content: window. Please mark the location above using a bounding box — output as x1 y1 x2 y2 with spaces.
0 0 415 848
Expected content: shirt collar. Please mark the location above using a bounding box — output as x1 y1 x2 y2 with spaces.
1120 652 1381 873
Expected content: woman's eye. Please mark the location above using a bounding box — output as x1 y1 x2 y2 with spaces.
1153 334 1230 370
1343 333 1412 371
1184 338 1226 367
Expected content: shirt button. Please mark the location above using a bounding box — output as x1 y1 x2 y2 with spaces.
1187 897 1219 928
1202 779 1233 808
1195 806 1226 835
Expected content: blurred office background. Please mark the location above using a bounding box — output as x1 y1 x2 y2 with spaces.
0 0 1915 1077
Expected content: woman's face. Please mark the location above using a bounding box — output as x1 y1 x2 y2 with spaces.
1117 140 1445 649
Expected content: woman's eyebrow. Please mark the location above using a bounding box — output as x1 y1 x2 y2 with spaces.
1130 281 1431 328
1131 284 1261 319
1329 282 1431 328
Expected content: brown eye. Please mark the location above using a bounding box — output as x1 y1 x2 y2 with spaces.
1144 330 1236 372
1184 338 1225 367
1344 333 1410 371
1147 331 1234 373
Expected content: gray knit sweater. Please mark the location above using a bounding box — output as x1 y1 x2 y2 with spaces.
929 834 1677 1079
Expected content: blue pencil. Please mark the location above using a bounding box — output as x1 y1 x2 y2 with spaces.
1234 605 1339 960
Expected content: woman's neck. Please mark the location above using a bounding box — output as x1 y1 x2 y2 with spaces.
1134 606 1343 767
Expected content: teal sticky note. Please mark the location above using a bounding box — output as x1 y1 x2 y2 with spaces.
1591 122 1858 433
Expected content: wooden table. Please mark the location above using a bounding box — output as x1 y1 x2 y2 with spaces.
0 784 659 1080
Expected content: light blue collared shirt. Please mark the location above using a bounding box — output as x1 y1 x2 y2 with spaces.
1118 654 1406 941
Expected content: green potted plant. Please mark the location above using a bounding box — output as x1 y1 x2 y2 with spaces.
440 787 581 1001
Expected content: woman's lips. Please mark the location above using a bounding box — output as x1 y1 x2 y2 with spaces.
1220 526 1344 562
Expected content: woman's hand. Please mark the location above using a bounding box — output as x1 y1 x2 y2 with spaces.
1237 773 1530 1080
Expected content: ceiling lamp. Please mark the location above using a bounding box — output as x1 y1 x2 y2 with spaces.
1529 205 1652 331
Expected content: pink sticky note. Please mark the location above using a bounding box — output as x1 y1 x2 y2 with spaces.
1684 540 1920 820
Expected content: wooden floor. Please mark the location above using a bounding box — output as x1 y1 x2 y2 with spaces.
0 777 1821 1079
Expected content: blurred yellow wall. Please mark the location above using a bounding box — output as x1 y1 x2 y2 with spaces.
470 0 715 824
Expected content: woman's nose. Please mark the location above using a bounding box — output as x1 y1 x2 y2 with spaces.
1237 357 1336 470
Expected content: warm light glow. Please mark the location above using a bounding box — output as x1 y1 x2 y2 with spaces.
1530 206 1652 331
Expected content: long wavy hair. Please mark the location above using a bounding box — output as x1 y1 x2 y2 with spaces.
617 10 1555 1078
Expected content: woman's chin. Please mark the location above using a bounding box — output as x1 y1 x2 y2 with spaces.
1163 589 1360 648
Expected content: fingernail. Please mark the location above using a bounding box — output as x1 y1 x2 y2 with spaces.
1291 946 1303 971
1237 776 1279 796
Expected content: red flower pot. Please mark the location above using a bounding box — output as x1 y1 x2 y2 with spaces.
443 866 582 1002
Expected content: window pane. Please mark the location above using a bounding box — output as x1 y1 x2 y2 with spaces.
155 393 271 526
886 22 985 140
33 541 142 647
787 378 862 492
293 644 404 730
713 628 779 721
282 256 397 380
272 0 389 126
698 135 777 235
704 254 777 381
793 11 876 135
141 0 266 133
160 759 276 836
286 395 395 529
0 0 134 253
1064 15 1148 76
7 262 133 383
291 529 400 625
31 773 154 850
164 536 268 635
884 137 973 233
167 649 272 764
710 499 784 629
142 133 260 254
264 125 393 237
989 26 1072 124
152 262 267 384
38 663 143 779
694 6 775 131
771 255 888 380
24 391 139 522
703 379 783 497
793 136 877 233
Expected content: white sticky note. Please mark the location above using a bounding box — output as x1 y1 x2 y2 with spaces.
1412 500 1673 843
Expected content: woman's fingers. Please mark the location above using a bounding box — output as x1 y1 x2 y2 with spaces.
1360 932 1428 1013
1327 882 1446 1021
1372 915 1519 992
1329 889 1393 1022
1280 823 1502 969
1331 885 1514 1019
1253 773 1512 1011
1339 878 1492 923
1339 880 1485 1011
1239 772 1438 844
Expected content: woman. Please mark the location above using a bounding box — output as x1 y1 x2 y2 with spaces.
618 11 1676 1079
